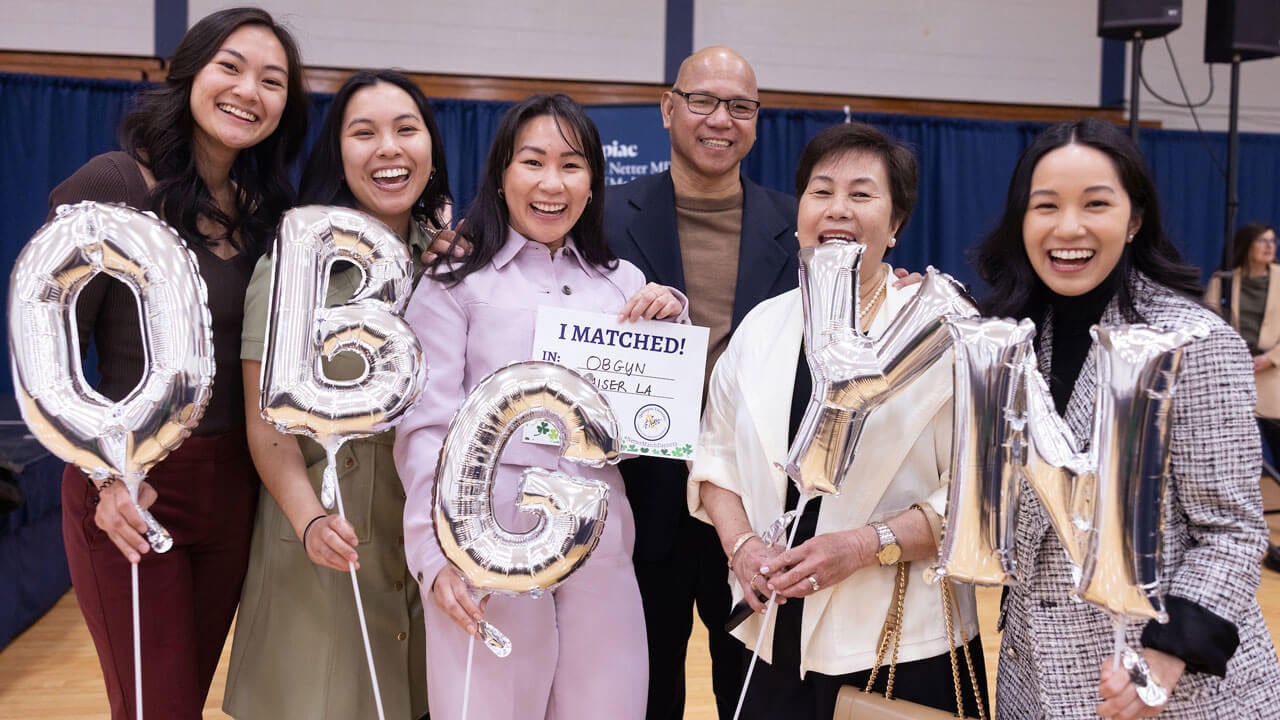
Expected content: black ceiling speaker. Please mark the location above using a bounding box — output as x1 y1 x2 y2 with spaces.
1205 0 1280 63
1098 0 1183 40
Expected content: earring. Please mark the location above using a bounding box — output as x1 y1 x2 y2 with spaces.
428 170 436 182
888 236 897 247
498 188 505 198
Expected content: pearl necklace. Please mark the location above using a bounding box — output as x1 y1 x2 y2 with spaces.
857 269 888 327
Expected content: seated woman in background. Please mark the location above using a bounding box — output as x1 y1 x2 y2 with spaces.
976 118 1280 719
224 70 451 720
47 8 308 718
689 122 987 720
394 93 688 720
1204 222 1280 574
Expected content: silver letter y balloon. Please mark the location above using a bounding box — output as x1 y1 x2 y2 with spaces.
781 240 977 496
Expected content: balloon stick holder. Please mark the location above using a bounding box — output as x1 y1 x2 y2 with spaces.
731 495 810 720
324 446 387 720
462 632 476 720
129 478 144 720
1112 618 1125 672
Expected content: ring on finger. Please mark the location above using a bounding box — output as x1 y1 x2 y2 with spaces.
807 575 820 592
750 572 762 590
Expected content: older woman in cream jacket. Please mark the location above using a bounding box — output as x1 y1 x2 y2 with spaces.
687 123 986 720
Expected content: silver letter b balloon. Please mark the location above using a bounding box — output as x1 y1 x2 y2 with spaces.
434 361 618 657
8 201 216 552
260 206 427 507
258 206 427 720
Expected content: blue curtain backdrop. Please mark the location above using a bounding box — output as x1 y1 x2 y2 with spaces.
4 70 1280 648
5 71 1280 398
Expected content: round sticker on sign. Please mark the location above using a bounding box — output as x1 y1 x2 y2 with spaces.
634 404 671 442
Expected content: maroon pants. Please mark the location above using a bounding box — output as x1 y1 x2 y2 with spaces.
62 431 259 720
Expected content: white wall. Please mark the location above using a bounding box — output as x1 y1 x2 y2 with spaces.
0 0 152 55
190 0 666 82
694 0 1101 107
6 0 1280 134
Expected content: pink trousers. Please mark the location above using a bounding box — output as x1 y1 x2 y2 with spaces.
423 475 649 719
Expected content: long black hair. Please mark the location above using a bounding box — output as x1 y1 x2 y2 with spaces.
120 6 308 257
1230 221 1277 270
974 118 1201 322
434 93 615 283
298 70 451 230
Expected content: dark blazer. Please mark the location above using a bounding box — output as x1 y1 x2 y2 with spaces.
604 170 798 561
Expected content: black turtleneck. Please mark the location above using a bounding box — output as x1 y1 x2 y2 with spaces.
1046 267 1124 415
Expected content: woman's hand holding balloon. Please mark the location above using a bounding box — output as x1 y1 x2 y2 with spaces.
618 282 683 322
890 266 923 288
764 528 875 599
432 568 489 636
421 221 470 264
95 480 157 564
303 514 360 572
730 537 781 612
1096 649 1183 719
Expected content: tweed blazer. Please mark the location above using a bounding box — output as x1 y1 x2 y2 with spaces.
996 273 1280 719
1203 266 1280 419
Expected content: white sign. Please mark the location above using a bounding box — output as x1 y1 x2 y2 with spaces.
527 307 709 460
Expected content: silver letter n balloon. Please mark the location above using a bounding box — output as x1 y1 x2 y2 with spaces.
260 206 427 508
782 240 977 496
8 201 215 552
434 360 617 656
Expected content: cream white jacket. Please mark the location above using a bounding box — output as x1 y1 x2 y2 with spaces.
688 280 978 677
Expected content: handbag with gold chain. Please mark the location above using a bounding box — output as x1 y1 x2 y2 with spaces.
832 559 986 720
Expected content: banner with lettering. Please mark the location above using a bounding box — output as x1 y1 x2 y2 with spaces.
585 105 673 187
527 306 709 459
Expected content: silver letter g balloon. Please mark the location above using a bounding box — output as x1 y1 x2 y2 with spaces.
434 361 618 657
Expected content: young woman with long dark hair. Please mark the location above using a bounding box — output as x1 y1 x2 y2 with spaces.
976 119 1280 720
47 7 308 717
224 69 451 720
394 93 687 719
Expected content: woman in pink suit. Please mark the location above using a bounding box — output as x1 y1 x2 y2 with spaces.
393 93 687 719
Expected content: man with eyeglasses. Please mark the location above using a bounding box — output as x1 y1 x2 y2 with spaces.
604 46 798 720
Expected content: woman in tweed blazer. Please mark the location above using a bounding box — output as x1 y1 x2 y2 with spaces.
975 118 1280 719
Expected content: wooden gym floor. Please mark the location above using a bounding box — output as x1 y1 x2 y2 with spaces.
4 479 1280 719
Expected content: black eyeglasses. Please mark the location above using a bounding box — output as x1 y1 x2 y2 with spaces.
671 89 761 120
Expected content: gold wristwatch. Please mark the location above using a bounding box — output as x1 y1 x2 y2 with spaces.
869 521 902 566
